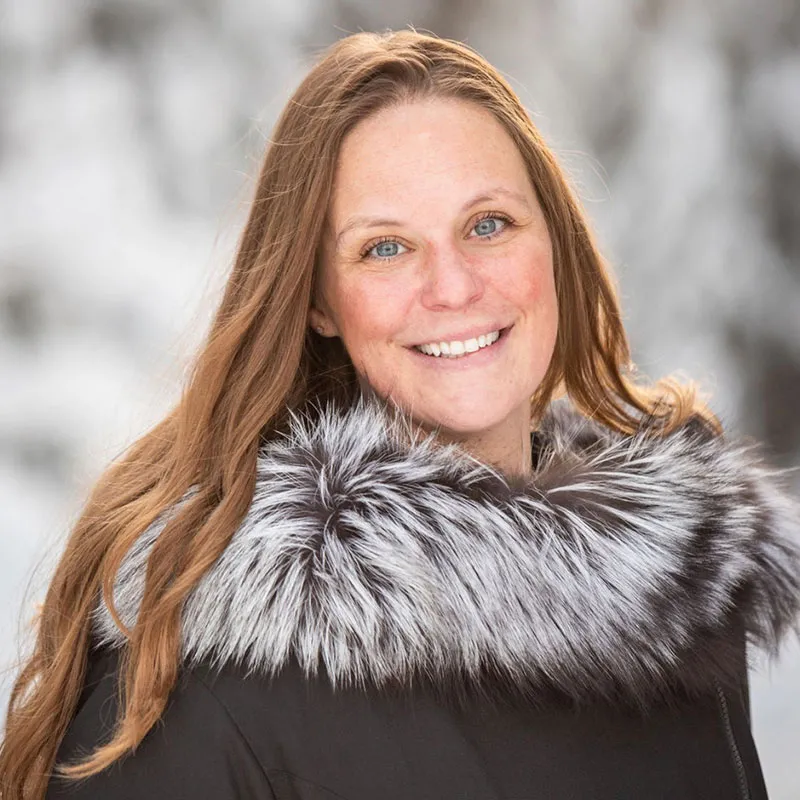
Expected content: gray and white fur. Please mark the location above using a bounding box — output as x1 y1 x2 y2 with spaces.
93 397 800 707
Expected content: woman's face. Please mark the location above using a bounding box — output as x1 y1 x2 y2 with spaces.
311 97 558 437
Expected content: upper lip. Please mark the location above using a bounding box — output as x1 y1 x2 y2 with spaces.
410 324 510 348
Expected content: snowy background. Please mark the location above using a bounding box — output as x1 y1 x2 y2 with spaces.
1 0 798 795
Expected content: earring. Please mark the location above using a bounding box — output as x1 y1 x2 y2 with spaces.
315 325 324 335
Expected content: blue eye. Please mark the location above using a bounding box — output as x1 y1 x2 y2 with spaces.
363 238 408 261
473 215 509 238
374 241 401 258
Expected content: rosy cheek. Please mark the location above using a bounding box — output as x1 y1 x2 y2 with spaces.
493 244 554 304
337 274 413 341
527 260 557 300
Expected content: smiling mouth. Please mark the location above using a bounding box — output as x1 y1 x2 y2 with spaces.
411 326 511 359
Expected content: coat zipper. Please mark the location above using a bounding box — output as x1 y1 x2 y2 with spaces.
715 682 751 800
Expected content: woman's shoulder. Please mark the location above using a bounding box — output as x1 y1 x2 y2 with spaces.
46 648 274 799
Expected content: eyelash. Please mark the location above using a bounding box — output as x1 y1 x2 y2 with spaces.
359 211 514 261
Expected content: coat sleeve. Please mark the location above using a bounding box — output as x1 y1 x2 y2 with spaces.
46 650 275 800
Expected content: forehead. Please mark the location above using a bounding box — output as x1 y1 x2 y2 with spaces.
329 98 531 219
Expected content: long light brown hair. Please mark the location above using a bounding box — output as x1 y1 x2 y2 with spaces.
0 29 717 798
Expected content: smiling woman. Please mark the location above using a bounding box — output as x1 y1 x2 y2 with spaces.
2 29 799 800
312 97 559 473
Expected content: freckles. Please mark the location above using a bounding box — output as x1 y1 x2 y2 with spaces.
337 274 414 342
497 249 554 305
526 262 556 301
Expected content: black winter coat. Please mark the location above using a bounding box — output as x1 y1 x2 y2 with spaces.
47 398 800 800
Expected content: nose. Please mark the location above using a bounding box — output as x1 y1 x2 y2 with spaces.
420 243 484 310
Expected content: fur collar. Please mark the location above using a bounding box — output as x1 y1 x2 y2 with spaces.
92 397 800 706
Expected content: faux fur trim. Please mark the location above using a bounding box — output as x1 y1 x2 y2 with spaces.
92 397 800 706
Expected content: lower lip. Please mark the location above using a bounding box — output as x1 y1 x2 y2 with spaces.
407 326 513 369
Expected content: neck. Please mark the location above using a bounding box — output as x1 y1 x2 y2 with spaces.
356 382 533 479
413 406 534 480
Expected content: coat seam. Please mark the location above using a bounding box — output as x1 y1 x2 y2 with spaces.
715 681 751 800
189 670 278 799
267 768 352 800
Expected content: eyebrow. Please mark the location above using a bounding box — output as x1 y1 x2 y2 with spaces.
334 186 532 248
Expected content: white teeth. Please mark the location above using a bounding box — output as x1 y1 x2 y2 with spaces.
415 329 502 358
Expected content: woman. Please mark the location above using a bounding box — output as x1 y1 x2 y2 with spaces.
2 29 799 800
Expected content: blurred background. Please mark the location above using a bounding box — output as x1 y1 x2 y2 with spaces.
1 0 798 795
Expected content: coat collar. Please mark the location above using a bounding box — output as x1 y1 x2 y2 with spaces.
92 396 800 706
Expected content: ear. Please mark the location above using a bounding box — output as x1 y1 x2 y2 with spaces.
308 304 340 338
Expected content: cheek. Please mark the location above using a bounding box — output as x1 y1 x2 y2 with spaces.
332 274 415 352
498 240 557 312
